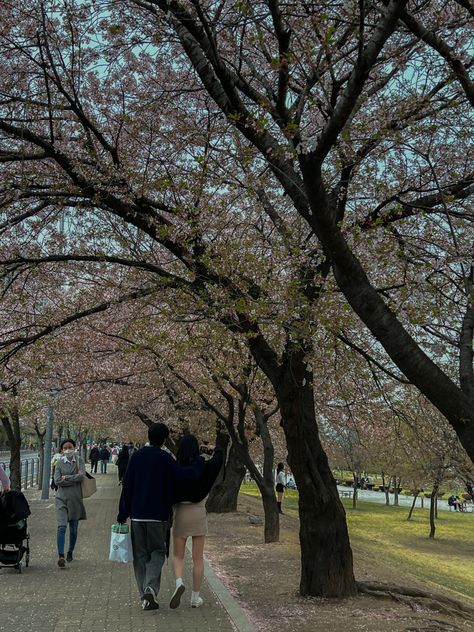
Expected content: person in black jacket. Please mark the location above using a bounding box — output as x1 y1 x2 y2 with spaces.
116 445 129 484
89 445 100 474
169 434 223 610
98 445 110 474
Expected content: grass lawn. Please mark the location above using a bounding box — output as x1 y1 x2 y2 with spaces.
240 482 474 602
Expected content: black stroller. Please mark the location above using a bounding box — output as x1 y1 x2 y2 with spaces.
0 490 31 573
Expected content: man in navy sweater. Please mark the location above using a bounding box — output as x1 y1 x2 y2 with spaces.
117 423 204 610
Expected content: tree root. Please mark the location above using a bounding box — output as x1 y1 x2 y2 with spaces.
357 581 474 622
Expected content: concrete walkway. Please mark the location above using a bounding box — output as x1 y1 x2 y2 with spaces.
0 471 252 632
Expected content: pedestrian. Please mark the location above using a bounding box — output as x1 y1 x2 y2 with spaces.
0 465 10 493
99 444 110 474
54 438 86 567
111 445 120 465
116 423 205 611
275 462 286 514
170 434 223 610
89 444 100 474
116 444 130 485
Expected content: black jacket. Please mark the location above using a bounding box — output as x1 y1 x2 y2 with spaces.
174 449 224 504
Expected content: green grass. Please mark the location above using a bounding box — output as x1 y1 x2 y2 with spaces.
240 482 474 601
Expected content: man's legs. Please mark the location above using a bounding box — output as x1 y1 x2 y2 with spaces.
131 521 167 602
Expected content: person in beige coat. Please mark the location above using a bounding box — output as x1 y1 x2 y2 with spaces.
54 439 86 567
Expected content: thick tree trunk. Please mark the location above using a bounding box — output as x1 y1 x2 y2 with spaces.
261 486 280 543
207 438 246 513
277 358 356 597
2 411 21 491
300 168 474 464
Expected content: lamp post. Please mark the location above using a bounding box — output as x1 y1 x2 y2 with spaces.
41 389 58 500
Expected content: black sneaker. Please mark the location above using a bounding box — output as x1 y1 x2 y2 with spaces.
66 552 73 562
169 583 185 609
57 556 65 568
141 586 159 610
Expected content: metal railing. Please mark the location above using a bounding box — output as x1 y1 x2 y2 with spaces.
1 458 40 490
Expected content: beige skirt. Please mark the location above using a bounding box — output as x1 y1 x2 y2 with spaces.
173 498 208 538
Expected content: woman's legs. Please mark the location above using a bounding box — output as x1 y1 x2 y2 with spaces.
170 536 187 609
57 525 67 556
172 535 187 581
191 535 205 592
277 491 284 513
68 520 79 554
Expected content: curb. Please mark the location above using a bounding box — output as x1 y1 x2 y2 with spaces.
204 557 257 632
186 542 257 632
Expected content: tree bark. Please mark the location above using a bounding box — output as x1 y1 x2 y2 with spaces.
407 491 419 520
300 166 474 464
352 471 358 509
2 409 22 491
207 436 246 513
382 472 390 506
34 421 46 491
429 488 438 539
393 476 400 506
277 356 357 597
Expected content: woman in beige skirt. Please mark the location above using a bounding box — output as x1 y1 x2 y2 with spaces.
170 434 223 609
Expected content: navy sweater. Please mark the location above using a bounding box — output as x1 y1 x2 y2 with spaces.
117 446 204 523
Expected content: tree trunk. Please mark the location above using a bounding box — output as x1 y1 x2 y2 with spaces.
261 485 280 543
352 471 358 509
429 481 440 539
393 476 400 506
207 437 246 513
382 472 390 506
277 357 356 597
34 421 46 491
407 491 419 520
300 168 474 465
2 409 22 491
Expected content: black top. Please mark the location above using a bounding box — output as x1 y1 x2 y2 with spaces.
117 446 205 522
174 449 224 504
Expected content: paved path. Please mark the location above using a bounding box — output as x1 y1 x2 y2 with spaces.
0 471 249 632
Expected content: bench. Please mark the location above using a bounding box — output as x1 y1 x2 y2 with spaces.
339 490 353 499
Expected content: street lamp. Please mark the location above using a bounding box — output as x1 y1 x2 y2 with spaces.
41 388 59 500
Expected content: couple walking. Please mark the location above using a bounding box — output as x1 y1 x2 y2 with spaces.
117 423 223 611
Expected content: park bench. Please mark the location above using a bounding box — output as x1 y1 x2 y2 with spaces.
339 490 353 499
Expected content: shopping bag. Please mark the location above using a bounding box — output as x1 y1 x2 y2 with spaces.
109 523 133 563
81 472 97 499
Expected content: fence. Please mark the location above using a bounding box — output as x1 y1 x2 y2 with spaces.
1 458 40 490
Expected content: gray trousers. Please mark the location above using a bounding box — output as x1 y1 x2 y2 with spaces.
131 521 168 598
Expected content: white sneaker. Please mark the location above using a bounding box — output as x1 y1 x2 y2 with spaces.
169 583 185 609
191 596 204 608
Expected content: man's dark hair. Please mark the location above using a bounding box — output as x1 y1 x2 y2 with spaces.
148 422 169 446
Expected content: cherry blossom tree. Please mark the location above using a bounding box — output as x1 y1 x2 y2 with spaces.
0 0 472 598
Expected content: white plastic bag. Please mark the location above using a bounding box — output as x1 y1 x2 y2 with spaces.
109 523 133 563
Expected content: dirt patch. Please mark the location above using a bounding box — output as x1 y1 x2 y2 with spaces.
205 495 474 632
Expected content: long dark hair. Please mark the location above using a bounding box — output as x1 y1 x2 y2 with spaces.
277 462 285 473
176 434 200 466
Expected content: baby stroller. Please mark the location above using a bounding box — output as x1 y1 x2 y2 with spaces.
0 490 31 573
